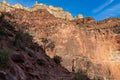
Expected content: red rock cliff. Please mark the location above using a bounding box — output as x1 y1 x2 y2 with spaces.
0 8 120 80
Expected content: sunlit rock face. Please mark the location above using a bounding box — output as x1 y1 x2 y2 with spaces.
0 2 14 12
31 4 73 20
75 14 83 19
7 9 120 79
71 17 94 25
47 18 120 80
13 4 24 9
0 11 73 80
1 1 120 79
0 1 74 20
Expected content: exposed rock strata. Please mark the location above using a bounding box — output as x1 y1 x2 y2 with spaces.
0 2 120 80
0 13 73 80
0 1 79 20
1 9 119 79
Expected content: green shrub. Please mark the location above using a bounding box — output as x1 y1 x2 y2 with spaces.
40 38 56 51
53 55 62 64
41 38 49 45
41 38 49 50
0 49 11 68
72 70 90 80
46 41 55 51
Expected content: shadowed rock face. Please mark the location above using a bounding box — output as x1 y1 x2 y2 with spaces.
0 12 73 80
0 5 120 80
3 9 120 80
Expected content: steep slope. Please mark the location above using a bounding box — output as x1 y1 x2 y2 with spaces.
0 12 73 80
31 4 74 20
5 9 120 80
0 1 76 20
0 2 120 80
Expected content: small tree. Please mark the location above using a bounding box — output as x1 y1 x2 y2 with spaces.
72 70 90 80
46 41 55 51
41 38 49 50
53 55 62 64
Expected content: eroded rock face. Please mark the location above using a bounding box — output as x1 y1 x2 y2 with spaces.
0 2 14 12
0 1 74 20
71 17 94 25
8 10 120 79
75 14 83 19
1 6 120 80
0 13 73 80
31 4 73 20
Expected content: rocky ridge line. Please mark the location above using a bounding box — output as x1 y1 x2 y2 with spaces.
0 0 83 20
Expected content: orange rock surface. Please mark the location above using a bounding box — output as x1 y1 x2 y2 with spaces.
0 3 120 80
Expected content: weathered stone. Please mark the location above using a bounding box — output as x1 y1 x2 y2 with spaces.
0 1 75 20
75 14 83 19
0 1 120 80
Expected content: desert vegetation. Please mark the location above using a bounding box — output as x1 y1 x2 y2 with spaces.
0 49 11 68
53 55 62 64
40 38 55 51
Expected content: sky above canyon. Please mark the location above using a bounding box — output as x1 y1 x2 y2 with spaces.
1 0 120 20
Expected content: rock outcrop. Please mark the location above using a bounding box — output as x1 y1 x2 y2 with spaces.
13 4 25 9
75 14 83 19
31 4 73 20
0 1 74 20
0 12 73 80
0 2 14 12
0 1 120 80
4 9 120 80
71 17 94 25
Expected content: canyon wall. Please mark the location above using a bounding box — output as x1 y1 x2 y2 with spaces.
6 9 120 79
0 12 73 80
0 2 120 79
0 1 77 20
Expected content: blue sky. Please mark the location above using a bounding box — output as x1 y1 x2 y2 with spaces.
0 0 120 20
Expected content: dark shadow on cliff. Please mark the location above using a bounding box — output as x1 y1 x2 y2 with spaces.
0 12 74 80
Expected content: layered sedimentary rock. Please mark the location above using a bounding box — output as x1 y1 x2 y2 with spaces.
0 1 120 80
0 1 75 20
32 4 74 20
0 2 14 12
3 9 120 80
0 12 72 80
